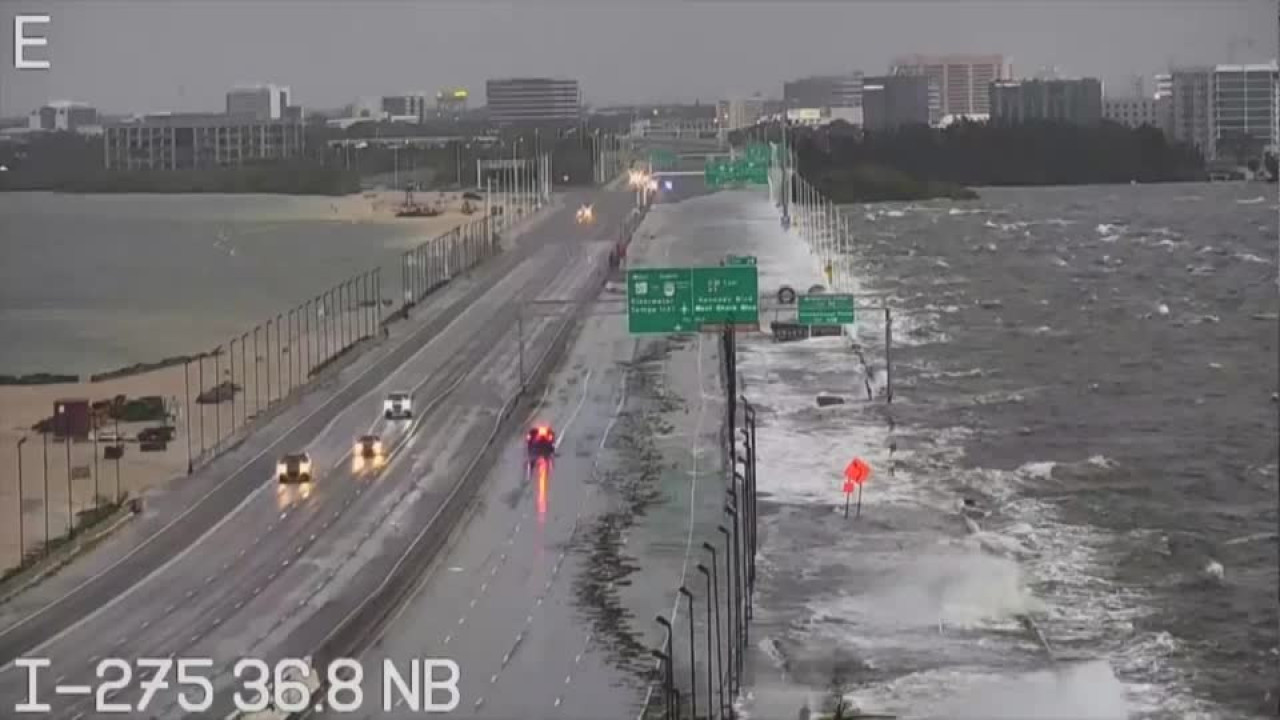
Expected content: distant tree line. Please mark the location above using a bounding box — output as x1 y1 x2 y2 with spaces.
0 124 624 194
731 119 1208 194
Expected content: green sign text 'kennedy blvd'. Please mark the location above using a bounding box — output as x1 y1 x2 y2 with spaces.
627 266 759 333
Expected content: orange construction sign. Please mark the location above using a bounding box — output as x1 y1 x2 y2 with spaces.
844 458 871 486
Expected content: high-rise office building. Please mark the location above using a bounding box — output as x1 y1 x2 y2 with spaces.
782 74 863 110
716 97 766 130
104 113 305 171
382 94 428 122
989 78 1103 126
28 100 97 132
1102 95 1171 132
861 75 932 131
1211 62 1279 161
891 54 1005 116
436 88 469 114
1171 67 1215 159
226 84 293 121
485 78 580 127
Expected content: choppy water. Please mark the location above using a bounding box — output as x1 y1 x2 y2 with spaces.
841 183 1279 717
0 193 419 376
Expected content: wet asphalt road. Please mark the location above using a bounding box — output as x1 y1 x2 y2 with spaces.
327 310 644 720
0 188 637 719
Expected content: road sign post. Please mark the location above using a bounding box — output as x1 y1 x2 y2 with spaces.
798 294 856 326
843 457 871 518
627 265 759 333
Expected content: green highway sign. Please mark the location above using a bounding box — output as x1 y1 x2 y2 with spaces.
692 265 759 329
797 293 856 325
627 268 694 333
649 149 677 170
627 266 760 333
725 254 757 266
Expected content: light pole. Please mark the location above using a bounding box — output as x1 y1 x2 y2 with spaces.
229 336 236 436
64 434 72 536
696 564 718 720
240 332 248 425
213 346 221 451
734 468 752 618
651 649 674 720
16 436 26 561
113 414 120 504
41 431 49 552
253 326 260 416
678 586 698 720
718 523 737 695
197 351 205 457
656 615 675 718
275 313 283 400
726 503 744 680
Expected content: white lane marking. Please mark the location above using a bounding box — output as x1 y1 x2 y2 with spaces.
0 249 546 669
553 369 594 450
555 697 563 707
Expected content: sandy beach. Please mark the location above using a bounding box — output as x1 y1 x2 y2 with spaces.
245 190 513 234
0 188 541 571
0 292 380 571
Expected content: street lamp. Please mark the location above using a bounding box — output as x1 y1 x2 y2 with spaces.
41 431 49 552
725 503 745 673
696 564 719 720
656 615 675 718
650 649 677 720
716 525 736 695
678 586 698 720
16 436 26 560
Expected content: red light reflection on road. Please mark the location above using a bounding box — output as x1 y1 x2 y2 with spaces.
536 457 548 521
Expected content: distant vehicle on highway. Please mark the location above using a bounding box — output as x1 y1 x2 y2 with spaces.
576 204 594 224
526 425 557 458
384 392 413 419
355 434 384 459
277 452 313 483
462 191 483 201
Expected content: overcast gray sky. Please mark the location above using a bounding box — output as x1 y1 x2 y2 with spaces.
1 0 1275 116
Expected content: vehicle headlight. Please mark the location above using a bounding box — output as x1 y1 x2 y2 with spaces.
277 463 287 475
373 442 383 454
300 462 311 473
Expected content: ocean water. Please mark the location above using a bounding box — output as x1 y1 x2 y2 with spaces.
833 182 1279 717
0 193 422 376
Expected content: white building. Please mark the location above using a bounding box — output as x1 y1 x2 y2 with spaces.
1212 62 1279 160
226 84 296 121
716 97 766 130
1103 95 1170 132
29 100 98 132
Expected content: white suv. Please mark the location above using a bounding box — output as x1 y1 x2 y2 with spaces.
384 392 412 419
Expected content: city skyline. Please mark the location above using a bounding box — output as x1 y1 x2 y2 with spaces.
1 0 1274 116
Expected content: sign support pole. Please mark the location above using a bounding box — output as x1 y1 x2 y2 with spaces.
856 483 863 518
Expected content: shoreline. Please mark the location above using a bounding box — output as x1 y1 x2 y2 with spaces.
2 189 512 381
